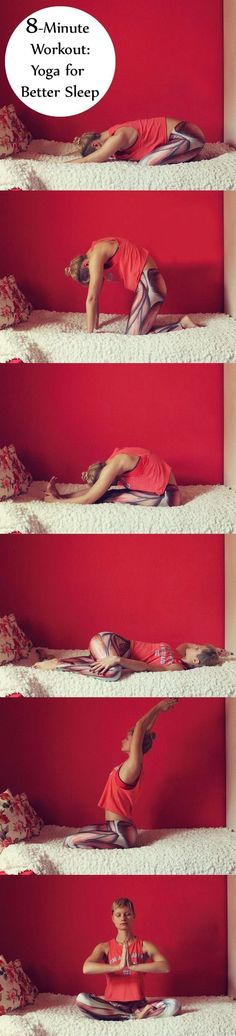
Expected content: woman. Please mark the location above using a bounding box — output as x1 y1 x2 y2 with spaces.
44 446 181 507
64 236 199 335
65 699 177 850
66 116 205 166
77 896 180 1020
36 636 230 680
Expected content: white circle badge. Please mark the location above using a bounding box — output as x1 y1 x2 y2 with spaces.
5 6 116 116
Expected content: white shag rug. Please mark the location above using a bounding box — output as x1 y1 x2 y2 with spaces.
0 140 235 191
0 826 235 876
0 311 236 364
0 661 236 699
0 996 235 1036
1 483 236 535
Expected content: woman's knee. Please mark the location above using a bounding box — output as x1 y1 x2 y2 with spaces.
126 824 138 847
89 634 104 659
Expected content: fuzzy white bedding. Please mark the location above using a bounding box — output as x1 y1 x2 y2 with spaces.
0 140 235 191
1 483 235 535
0 826 235 876
1 311 236 364
0 661 235 699
1 996 235 1036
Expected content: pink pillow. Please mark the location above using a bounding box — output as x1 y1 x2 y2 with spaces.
0 613 33 665
0 275 32 329
0 956 38 1014
0 105 32 158
0 444 32 500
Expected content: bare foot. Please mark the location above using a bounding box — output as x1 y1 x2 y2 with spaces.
34 658 59 670
44 477 60 502
181 315 206 329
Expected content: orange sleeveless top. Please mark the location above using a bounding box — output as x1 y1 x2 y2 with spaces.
91 238 149 291
107 117 167 161
109 447 171 495
105 937 146 1001
98 765 142 819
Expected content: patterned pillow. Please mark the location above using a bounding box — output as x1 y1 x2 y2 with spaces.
18 793 44 837
0 444 32 499
0 956 22 1014
0 790 28 848
0 956 38 1014
0 275 32 330
0 614 33 665
13 960 38 1007
0 105 32 158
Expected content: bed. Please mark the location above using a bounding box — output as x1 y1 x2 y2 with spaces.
1 483 236 535
1 995 235 1035
0 140 236 192
0 311 236 364
0 659 235 699
0 826 235 876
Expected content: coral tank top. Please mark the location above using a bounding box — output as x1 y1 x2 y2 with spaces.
131 642 180 666
91 238 149 291
107 117 167 161
105 937 146 1001
98 765 142 819
109 447 171 495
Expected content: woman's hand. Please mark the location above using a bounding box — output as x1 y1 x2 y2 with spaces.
158 697 178 712
90 656 120 674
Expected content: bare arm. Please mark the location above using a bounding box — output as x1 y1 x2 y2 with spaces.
45 456 128 505
83 941 127 975
128 941 169 975
65 130 127 164
119 700 178 782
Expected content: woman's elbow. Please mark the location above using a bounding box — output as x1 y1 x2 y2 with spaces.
83 960 90 974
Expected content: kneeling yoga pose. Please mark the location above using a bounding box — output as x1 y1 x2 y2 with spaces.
77 896 180 1020
65 237 200 335
65 699 176 850
44 446 181 507
66 116 205 166
38 635 230 680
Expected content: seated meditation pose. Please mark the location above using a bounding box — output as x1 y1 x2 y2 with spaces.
65 699 177 850
35 637 230 680
77 896 180 1020
64 237 200 335
66 116 205 166
44 446 181 507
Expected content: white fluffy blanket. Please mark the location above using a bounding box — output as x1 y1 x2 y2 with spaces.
0 826 235 876
0 140 235 191
0 661 236 699
0 311 236 364
1 483 235 535
0 996 235 1036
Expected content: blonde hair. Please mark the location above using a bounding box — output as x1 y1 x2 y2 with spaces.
73 131 101 157
112 898 135 915
68 254 88 283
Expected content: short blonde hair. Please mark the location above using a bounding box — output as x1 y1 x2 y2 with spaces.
73 131 101 157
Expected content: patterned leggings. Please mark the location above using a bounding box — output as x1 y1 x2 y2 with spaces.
57 631 131 680
97 485 174 506
65 819 137 850
140 121 205 166
126 268 181 336
77 993 180 1020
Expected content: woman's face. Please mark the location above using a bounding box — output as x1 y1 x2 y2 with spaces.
121 729 133 753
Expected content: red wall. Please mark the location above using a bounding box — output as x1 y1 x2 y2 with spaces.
0 698 226 829
0 875 227 995
0 0 223 140
0 535 225 648
0 192 224 313
0 364 224 485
